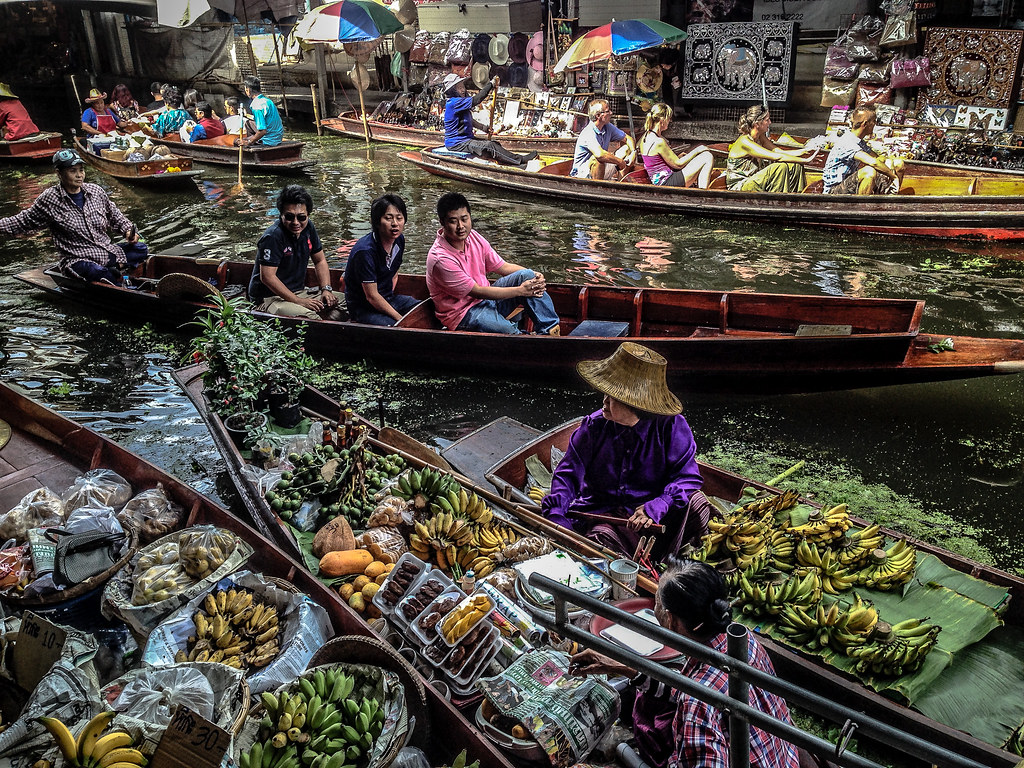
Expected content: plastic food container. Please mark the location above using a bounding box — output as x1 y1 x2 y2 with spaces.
409 585 465 647
372 551 430 619
438 590 495 647
397 572 454 627
447 623 500 688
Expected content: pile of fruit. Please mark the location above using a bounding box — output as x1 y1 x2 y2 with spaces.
131 527 238 606
440 594 493 644
39 712 144 768
173 587 280 669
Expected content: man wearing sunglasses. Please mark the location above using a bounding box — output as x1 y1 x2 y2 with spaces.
248 184 338 319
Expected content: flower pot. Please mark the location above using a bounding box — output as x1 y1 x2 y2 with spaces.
271 401 302 429
224 411 268 449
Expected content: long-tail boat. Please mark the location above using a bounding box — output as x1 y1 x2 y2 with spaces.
0 131 62 161
15 254 1024 394
398 148 1024 241
148 134 312 172
0 381 513 768
72 136 202 186
480 418 1024 768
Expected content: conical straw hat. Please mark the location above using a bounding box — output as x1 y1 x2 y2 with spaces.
576 342 681 416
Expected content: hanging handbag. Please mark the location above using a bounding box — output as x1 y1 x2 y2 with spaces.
824 44 859 80
46 528 126 587
409 31 431 64
846 16 884 62
891 56 931 88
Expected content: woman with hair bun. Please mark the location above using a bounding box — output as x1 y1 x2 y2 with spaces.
726 104 815 193
570 560 798 768
638 103 714 188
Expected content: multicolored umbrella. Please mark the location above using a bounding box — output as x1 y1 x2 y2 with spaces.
294 0 403 44
553 19 687 72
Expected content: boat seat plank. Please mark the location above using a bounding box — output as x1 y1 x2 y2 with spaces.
430 148 473 159
622 169 652 184
567 320 630 337
538 159 572 176
394 298 444 330
440 417 541 489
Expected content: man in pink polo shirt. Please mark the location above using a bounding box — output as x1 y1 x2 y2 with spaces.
426 192 559 335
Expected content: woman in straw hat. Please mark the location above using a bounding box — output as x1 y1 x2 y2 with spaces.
81 89 122 136
542 342 711 561
0 83 40 141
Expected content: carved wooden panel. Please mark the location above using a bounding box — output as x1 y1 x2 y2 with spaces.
921 27 1023 110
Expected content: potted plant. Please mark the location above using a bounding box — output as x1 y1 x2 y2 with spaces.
224 410 270 450
262 369 304 428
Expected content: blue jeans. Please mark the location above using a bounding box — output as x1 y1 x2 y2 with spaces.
66 242 149 282
350 293 421 326
456 270 559 335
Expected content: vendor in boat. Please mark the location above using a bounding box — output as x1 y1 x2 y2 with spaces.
822 106 904 195
240 76 284 148
109 84 140 122
726 105 815 193
181 101 225 143
0 149 146 283
143 86 190 139
248 184 339 320
570 98 636 180
222 97 244 136
80 89 121 136
541 342 709 561
426 191 559 335
344 193 421 326
0 83 40 141
639 103 714 188
442 74 538 167
570 559 799 768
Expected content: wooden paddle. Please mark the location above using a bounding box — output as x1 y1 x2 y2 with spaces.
487 84 498 140
231 115 244 194
567 510 666 533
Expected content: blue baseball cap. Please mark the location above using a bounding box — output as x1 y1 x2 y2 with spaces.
53 149 85 169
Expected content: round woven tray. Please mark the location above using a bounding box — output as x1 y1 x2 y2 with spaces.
230 676 251 736
156 272 221 301
308 635 430 749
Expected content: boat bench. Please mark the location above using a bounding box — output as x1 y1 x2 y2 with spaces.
567 320 630 337
430 148 473 159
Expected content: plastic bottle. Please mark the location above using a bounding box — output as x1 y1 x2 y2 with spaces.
460 569 476 593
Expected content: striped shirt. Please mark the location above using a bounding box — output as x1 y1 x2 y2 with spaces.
0 182 133 273
669 632 799 768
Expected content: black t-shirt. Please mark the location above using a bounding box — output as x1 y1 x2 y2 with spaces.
147 100 163 111
343 231 404 314
248 220 323 301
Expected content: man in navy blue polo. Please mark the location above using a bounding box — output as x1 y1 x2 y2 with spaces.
442 73 537 166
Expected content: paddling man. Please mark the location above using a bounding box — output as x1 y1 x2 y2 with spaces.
0 82 40 141
822 106 904 195
571 99 635 180
442 74 537 167
239 76 283 147
0 149 146 283
248 184 338 320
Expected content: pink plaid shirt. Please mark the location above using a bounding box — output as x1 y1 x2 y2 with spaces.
668 633 799 768
0 182 133 272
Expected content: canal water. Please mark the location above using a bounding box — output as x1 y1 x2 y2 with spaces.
2 130 1023 571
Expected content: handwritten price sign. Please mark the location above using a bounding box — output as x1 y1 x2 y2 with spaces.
151 705 229 768
13 611 67 691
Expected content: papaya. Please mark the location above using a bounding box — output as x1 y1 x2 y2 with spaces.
312 515 356 558
352 574 371 591
319 548 374 577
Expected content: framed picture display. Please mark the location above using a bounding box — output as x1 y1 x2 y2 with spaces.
575 71 589 88
571 95 588 112
589 68 605 92
607 70 633 96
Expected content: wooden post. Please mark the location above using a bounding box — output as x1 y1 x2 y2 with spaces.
271 26 289 118
314 44 329 120
310 85 322 136
357 87 370 148
486 86 498 139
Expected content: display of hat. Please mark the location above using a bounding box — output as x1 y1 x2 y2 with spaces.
394 24 416 53
488 34 510 65
527 66 545 93
156 273 221 301
471 62 491 89
350 62 371 92
507 62 528 88
576 342 682 416
471 33 491 63
442 72 469 92
344 39 380 62
526 31 544 71
394 0 417 24
490 64 510 84
85 88 108 103
508 32 529 64
635 61 664 93
0 83 17 99
52 149 85 169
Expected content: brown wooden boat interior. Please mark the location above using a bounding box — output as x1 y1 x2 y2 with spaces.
72 137 195 179
0 133 62 159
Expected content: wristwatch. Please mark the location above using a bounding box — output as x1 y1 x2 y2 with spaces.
321 285 333 292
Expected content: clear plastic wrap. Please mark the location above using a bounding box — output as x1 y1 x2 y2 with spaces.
846 16 884 62
824 44 859 80
62 470 133 514
132 561 194 606
857 59 892 84
479 567 517 599
111 666 215 724
64 504 124 535
0 545 31 592
881 11 916 48
892 56 931 88
856 82 894 107
820 78 857 107
177 526 238 579
119 485 184 545
0 488 64 544
137 541 179 571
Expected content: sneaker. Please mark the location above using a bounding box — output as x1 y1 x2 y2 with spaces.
540 324 560 336
519 151 539 164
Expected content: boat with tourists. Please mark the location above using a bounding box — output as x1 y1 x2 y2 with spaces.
148 134 312 172
0 131 62 161
478 417 1024 768
71 135 201 186
15 253 1024 393
398 148 1024 241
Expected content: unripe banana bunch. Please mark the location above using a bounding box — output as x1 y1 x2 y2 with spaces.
852 540 917 591
834 524 883 568
174 587 280 669
847 618 940 676
733 570 821 618
38 712 146 768
786 504 851 544
733 488 800 517
395 467 456 511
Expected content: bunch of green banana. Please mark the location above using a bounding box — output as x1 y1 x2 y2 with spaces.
795 541 855 594
174 587 280 669
852 540 917 591
733 569 820 617
731 489 800 517
430 486 495 527
441 750 480 768
38 712 146 768
833 524 884 568
763 529 797 572
826 594 879 652
258 692 310 748
847 618 940 676
778 601 866 652
394 467 457 511
786 504 852 545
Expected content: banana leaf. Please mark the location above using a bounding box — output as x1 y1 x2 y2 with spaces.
524 453 554 490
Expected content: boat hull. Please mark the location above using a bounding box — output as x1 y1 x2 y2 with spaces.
0 132 62 161
73 136 201 186
150 135 312 172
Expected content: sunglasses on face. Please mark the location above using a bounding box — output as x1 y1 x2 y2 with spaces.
283 213 308 222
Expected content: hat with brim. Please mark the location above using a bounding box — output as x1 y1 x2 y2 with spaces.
508 32 529 64
527 66 545 93
471 62 491 89
526 31 544 71
576 342 682 416
0 83 17 99
156 273 221 302
472 33 491 63
394 0 417 24
636 61 663 93
442 72 468 93
85 89 108 104
488 34 509 65
394 25 416 53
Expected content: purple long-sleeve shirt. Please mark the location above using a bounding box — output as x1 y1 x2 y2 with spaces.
541 410 703 530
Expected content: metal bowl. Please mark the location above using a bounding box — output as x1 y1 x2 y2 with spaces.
473 703 549 763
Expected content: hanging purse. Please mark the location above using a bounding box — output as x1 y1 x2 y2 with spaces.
46 528 126 587
891 57 931 88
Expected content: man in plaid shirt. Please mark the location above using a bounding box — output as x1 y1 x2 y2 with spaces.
0 149 146 282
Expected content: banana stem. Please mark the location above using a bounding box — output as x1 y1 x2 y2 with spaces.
768 460 805 487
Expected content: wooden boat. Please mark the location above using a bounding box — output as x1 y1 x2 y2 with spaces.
15 253 1024 394
0 381 513 768
398 148 1024 242
322 112 577 153
482 418 1024 768
0 131 62 161
72 136 201 186
149 134 312 172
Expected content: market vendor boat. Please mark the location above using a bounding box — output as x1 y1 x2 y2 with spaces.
0 381 514 768
148 134 312 172
14 253 1024 394
0 131 62 161
71 135 202 186
398 148 1024 241
481 417 1024 768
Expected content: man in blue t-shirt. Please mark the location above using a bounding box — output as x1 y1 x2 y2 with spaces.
241 76 284 147
822 106 904 195
571 98 635 179
442 73 537 166
248 185 338 320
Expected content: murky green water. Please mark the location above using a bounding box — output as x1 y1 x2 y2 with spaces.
3 130 1024 570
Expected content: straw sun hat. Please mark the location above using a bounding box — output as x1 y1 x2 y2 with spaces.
576 342 682 416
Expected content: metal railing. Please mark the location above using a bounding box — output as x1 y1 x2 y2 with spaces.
527 573 991 768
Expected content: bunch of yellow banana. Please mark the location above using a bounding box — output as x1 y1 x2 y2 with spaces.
852 540 917 591
795 541 855 594
258 691 311 748
526 486 547 503
786 504 852 544
38 711 145 768
441 594 493 643
174 587 280 669
732 488 800 517
430 487 495 526
411 511 477 572
847 618 941 676
834 524 884 568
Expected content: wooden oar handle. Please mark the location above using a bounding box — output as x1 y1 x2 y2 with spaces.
567 510 666 533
